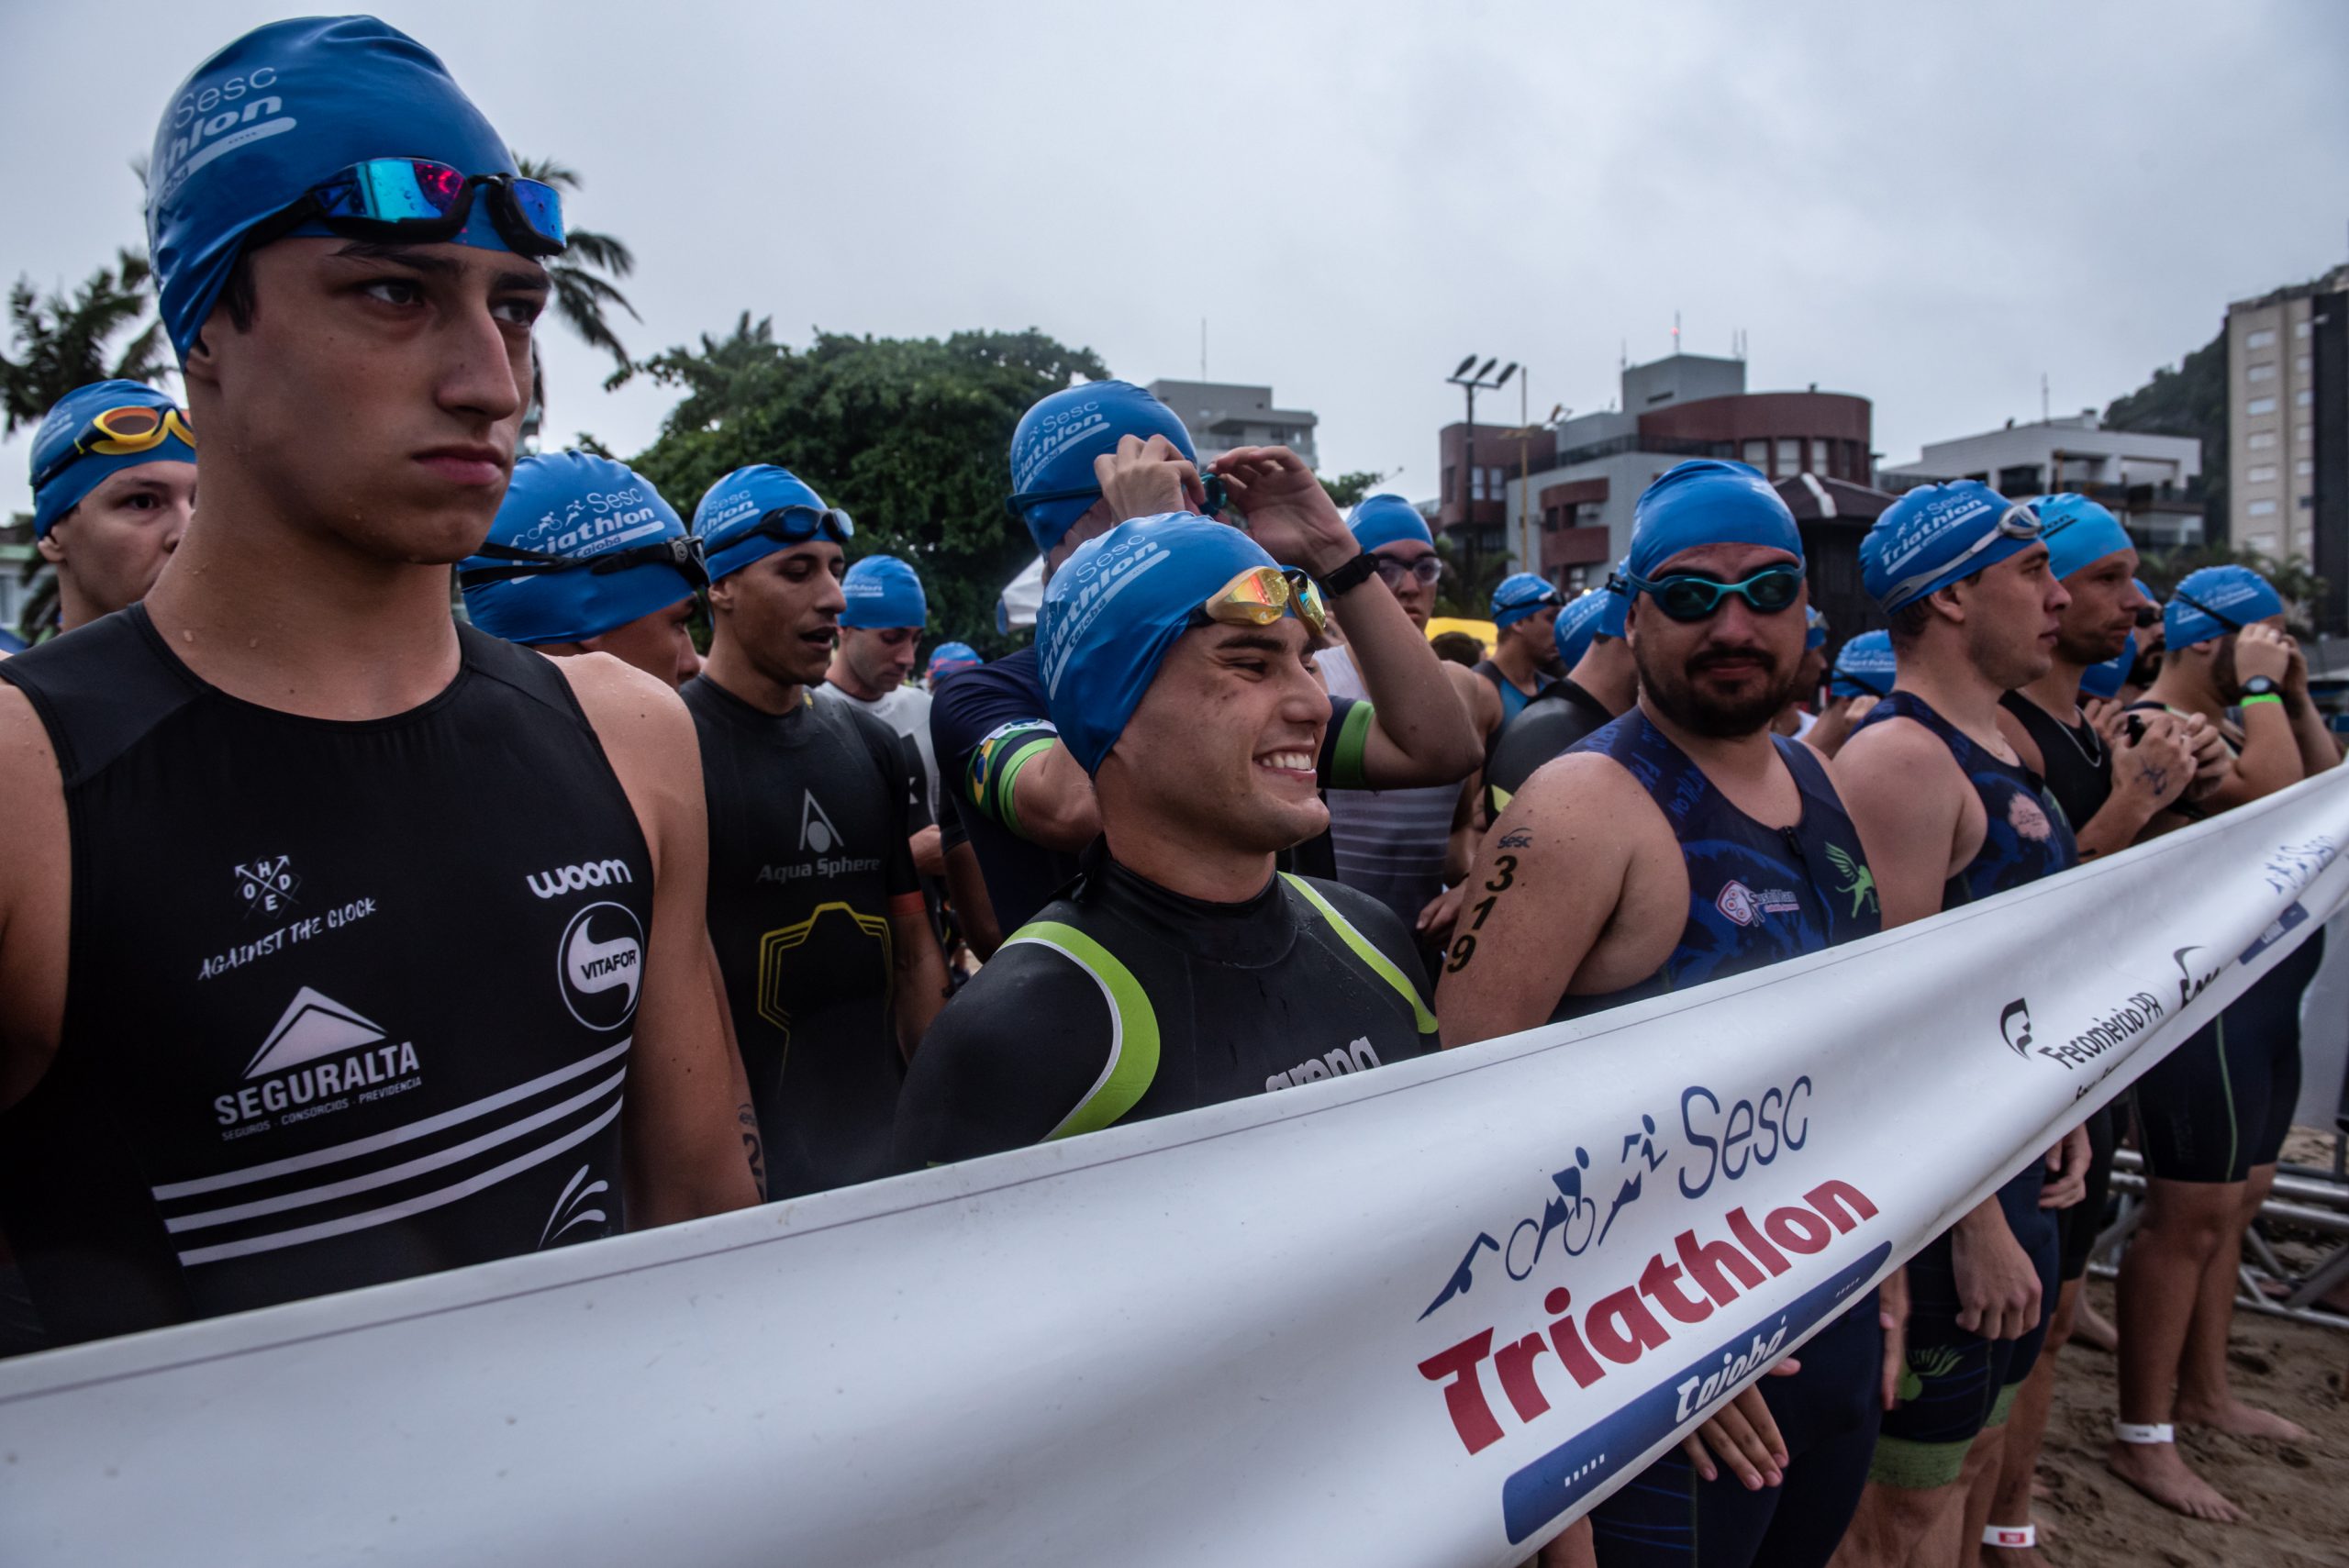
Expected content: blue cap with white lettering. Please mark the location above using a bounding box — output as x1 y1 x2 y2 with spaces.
1862 481 2036 614
460 451 696 645
2165 563 2285 649
1038 514 1282 774
693 464 851 582
1492 572 1561 628
1553 589 1612 670
147 17 525 359
2033 493 2136 583
1806 606 1829 651
1829 628 1897 698
29 381 195 538
1007 381 1195 556
840 553 927 629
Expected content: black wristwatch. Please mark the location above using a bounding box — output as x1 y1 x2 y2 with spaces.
1317 550 1381 598
2241 675 2280 697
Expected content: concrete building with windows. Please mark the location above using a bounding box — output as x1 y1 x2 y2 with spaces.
1877 414 2205 550
2226 264 2349 630
1141 380 1319 472
1461 353 1873 590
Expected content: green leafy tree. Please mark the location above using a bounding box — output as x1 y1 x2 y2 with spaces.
1318 470 1386 509
0 249 171 434
629 319 1109 652
1433 534 1510 622
512 156 640 439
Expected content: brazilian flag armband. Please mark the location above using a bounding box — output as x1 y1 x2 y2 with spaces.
964 719 1061 837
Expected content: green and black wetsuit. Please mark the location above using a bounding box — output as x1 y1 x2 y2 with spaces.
894 851 1438 1165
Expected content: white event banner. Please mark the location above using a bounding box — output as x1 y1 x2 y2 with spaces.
5 771 2347 1567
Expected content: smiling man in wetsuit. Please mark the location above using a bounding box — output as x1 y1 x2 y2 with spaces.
685 465 949 1199
459 449 707 688
0 17 756 1351
25 381 197 640
2109 562 2339 1523
896 512 1438 1166
1830 483 2092 1568
1438 461 1887 1568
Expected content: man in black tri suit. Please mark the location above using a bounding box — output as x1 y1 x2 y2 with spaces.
1831 483 2092 1567
685 464 950 1199
2109 563 2340 1522
0 17 755 1350
898 511 1440 1166
1976 494 2199 1561
1483 578 1637 821
933 384 1477 935
1439 461 1888 1568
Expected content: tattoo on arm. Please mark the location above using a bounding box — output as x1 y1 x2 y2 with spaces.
1444 855 1522 973
738 1103 767 1201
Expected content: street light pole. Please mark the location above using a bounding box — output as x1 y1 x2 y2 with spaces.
1446 354 1517 582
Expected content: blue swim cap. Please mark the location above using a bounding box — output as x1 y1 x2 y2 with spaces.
1008 381 1195 556
2032 494 2135 582
841 553 927 629
927 641 983 681
2080 633 2135 700
29 381 195 537
148 17 524 359
1038 514 1286 774
1349 493 1435 551
1553 589 1612 670
1806 606 1829 651
1829 629 1897 699
1625 461 1803 584
694 465 850 582
2165 564 2285 649
1598 558 1631 639
1491 572 1561 628
459 451 695 646
1862 481 2037 615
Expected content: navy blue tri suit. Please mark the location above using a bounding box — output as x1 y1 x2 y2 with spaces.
1855 692 2077 1489
930 644 1379 936
895 850 1437 1166
1556 710 1887 1568
2120 704 2324 1185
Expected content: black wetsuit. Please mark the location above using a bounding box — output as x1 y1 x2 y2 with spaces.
2120 704 2325 1184
1998 691 2120 1282
895 852 1437 1166
1485 677 1618 820
1556 710 1886 1568
1856 692 2077 1485
930 645 1378 936
685 676 923 1199
0 607 647 1346
1474 656 1541 725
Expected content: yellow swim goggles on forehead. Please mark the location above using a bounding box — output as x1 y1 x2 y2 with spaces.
33 405 197 489
1191 564 1330 639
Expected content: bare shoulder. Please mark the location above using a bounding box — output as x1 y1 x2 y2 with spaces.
1991 701 2043 775
1445 660 1501 733
550 654 705 862
0 680 70 1102
1514 748 1664 833
1832 709 1954 784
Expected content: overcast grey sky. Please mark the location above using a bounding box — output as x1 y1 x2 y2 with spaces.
5 0 2346 523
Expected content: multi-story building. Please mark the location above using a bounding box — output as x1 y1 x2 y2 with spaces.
1141 380 1319 473
1878 414 2204 550
2226 264 2349 630
1452 353 1873 590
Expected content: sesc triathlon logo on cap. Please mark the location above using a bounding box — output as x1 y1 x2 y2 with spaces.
512 488 668 563
559 902 643 1031
1878 487 1996 577
156 64 293 204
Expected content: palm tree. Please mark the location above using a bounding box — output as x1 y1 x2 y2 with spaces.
0 249 173 433
512 155 641 441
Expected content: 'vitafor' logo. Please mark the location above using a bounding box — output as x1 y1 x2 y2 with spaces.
560 903 643 1032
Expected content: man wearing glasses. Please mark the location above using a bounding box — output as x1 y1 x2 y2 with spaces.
459 449 707 689
896 513 1437 1167
932 384 1478 935
2107 562 2339 1523
1829 482 2091 1566
0 17 756 1349
686 466 949 1199
25 381 197 639
1437 461 1888 1568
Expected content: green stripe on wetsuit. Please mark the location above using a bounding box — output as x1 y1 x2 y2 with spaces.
1008 921 1163 1140
1280 873 1439 1035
